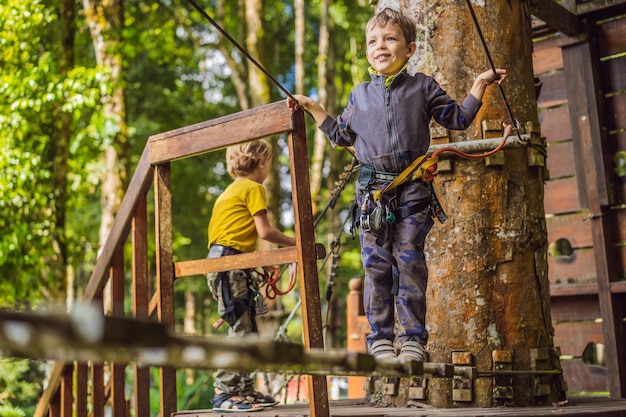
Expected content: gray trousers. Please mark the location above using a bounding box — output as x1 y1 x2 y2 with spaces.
360 197 433 346
208 266 257 396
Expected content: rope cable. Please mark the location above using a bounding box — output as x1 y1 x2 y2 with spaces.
184 0 298 102
463 0 524 142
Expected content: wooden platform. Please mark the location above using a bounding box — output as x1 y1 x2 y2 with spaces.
174 397 626 417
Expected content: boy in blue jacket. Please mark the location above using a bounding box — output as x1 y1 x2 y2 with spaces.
287 7 508 361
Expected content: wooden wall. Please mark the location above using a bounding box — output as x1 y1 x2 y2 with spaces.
534 12 626 394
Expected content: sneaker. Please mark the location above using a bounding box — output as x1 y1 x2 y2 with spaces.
212 393 263 413
399 341 426 361
369 339 396 359
245 391 277 407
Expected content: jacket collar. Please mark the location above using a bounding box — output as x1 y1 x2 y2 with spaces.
368 62 410 87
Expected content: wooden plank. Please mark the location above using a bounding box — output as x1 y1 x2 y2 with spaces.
149 101 293 164
553 321 604 356
561 31 612 209
606 92 626 131
175 247 299 277
60 366 72 417
173 397 626 417
154 163 178 415
289 109 329 417
598 15 626 57
544 177 581 214
613 130 626 153
528 0 580 36
131 196 151 417
539 106 572 142
601 55 626 93
548 247 596 284
33 364 69 417
76 363 88 417
546 211 593 249
561 358 609 393
92 363 105 417
536 71 568 109
550 295 600 322
617 210 626 244
546 141 576 178
532 35 563 75
575 0 626 22
591 209 626 397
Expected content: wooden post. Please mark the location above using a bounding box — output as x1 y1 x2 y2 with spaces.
375 0 567 407
560 26 626 398
155 163 178 415
346 278 368 399
132 195 151 416
111 247 126 416
289 109 329 417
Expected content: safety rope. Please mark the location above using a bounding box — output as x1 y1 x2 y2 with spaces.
464 0 523 143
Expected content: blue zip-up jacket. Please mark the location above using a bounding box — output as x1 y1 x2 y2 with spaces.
319 70 482 203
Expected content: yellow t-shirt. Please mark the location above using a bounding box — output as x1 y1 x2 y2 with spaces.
207 178 267 253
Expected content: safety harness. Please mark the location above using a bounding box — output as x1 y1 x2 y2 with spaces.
208 245 267 331
354 153 447 296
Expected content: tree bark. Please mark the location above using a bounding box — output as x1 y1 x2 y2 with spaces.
48 0 76 302
375 0 565 407
83 0 127 311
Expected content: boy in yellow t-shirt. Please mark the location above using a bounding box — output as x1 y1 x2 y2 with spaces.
207 139 295 412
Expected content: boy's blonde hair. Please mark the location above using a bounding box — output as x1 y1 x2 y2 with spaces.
366 8 417 45
226 139 272 178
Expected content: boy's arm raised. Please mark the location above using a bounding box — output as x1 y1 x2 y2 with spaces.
287 95 330 125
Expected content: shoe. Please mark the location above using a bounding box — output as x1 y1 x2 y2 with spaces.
399 341 426 361
212 393 263 413
245 391 277 407
369 339 396 359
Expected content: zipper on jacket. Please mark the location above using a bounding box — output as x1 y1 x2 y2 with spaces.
385 78 401 173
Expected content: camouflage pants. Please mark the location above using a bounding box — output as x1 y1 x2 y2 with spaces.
359 197 434 346
207 262 256 395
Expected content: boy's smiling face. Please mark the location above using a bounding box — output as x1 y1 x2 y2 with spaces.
366 22 416 77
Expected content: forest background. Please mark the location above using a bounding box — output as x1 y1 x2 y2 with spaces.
0 0 376 413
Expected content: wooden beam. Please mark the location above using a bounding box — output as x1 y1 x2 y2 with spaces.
154 163 178 416
528 0 580 36
174 244 326 278
111 248 126 417
148 101 293 164
575 0 626 20
131 196 151 417
289 109 329 417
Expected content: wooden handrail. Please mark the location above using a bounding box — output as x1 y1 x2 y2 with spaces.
34 101 330 417
149 101 293 164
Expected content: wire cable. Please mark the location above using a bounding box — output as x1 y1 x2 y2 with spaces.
185 0 298 103
464 0 524 142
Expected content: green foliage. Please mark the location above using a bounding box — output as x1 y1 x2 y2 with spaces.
149 368 214 412
0 358 45 416
0 0 106 305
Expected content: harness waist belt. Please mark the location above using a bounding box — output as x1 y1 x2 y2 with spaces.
374 171 399 182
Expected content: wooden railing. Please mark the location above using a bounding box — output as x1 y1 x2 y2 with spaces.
33 101 330 417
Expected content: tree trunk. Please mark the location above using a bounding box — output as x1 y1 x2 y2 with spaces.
49 0 75 302
375 0 566 407
309 0 329 215
83 0 127 312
